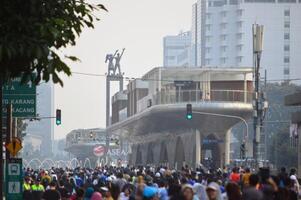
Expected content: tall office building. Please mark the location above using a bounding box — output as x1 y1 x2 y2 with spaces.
192 0 301 81
26 82 54 156
163 31 192 67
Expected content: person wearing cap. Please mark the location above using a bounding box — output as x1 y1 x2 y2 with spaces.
206 182 221 200
31 178 45 200
182 184 195 200
143 186 159 200
23 176 33 200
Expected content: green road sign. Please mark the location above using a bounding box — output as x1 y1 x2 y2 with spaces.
3 77 36 95
6 158 23 200
2 77 36 117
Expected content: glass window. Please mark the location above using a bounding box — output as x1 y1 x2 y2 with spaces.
221 23 227 29
206 59 211 65
284 57 290 63
284 10 290 16
237 45 243 51
221 11 227 17
237 21 243 28
206 13 211 19
284 22 290 28
166 56 175 60
221 34 227 41
221 57 227 64
284 68 290 75
279 0 296 3
206 47 211 53
237 33 243 40
206 24 211 31
284 33 290 40
237 9 243 16
206 36 211 42
237 56 243 63
284 45 290 51
221 46 227 52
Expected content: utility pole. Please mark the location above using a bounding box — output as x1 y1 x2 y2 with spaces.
252 24 267 167
0 76 3 199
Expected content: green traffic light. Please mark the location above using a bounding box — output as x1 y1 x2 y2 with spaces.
56 120 61 125
186 114 192 120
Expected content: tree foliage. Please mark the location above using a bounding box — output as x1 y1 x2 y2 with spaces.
0 0 107 85
17 118 28 139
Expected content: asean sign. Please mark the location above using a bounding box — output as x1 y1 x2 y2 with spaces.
93 145 105 157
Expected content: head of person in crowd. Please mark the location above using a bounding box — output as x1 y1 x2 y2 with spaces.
91 192 102 200
182 184 194 200
249 174 259 187
225 182 242 200
75 187 85 199
143 186 159 200
49 181 57 190
121 184 133 197
109 183 121 200
85 187 95 200
206 182 219 200
193 182 207 200
289 168 297 176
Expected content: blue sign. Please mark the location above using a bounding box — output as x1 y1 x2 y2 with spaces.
6 158 23 200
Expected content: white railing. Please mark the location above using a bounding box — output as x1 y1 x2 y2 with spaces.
152 89 252 105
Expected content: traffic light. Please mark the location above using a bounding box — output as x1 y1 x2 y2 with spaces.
186 104 192 120
240 143 246 159
56 109 61 125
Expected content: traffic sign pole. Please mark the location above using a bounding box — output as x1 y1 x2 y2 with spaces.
6 104 12 160
0 76 4 199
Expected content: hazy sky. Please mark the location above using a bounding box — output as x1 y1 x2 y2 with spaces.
54 0 196 139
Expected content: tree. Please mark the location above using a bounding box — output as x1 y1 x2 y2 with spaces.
0 0 107 85
269 124 298 169
17 118 28 139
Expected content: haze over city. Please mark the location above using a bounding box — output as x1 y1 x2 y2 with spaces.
54 0 196 139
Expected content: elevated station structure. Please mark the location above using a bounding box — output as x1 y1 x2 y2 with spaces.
108 67 253 168
65 128 108 165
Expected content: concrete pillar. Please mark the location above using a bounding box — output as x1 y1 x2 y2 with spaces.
244 73 247 103
195 129 201 168
297 124 301 177
225 129 231 165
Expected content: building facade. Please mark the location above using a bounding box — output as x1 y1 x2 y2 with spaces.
163 32 192 67
191 0 301 81
285 92 301 175
26 82 54 156
108 67 254 168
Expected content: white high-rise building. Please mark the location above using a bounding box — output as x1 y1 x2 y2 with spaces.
26 82 54 156
163 31 192 67
192 0 301 81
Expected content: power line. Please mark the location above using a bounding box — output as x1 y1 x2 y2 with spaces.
71 71 301 83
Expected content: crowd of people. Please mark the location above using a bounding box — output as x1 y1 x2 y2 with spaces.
22 165 301 200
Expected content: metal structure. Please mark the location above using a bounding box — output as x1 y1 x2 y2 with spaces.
105 49 125 162
252 24 268 165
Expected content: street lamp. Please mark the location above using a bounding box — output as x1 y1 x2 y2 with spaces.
192 110 249 163
192 111 249 140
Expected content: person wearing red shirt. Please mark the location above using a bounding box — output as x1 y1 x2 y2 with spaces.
229 168 241 183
